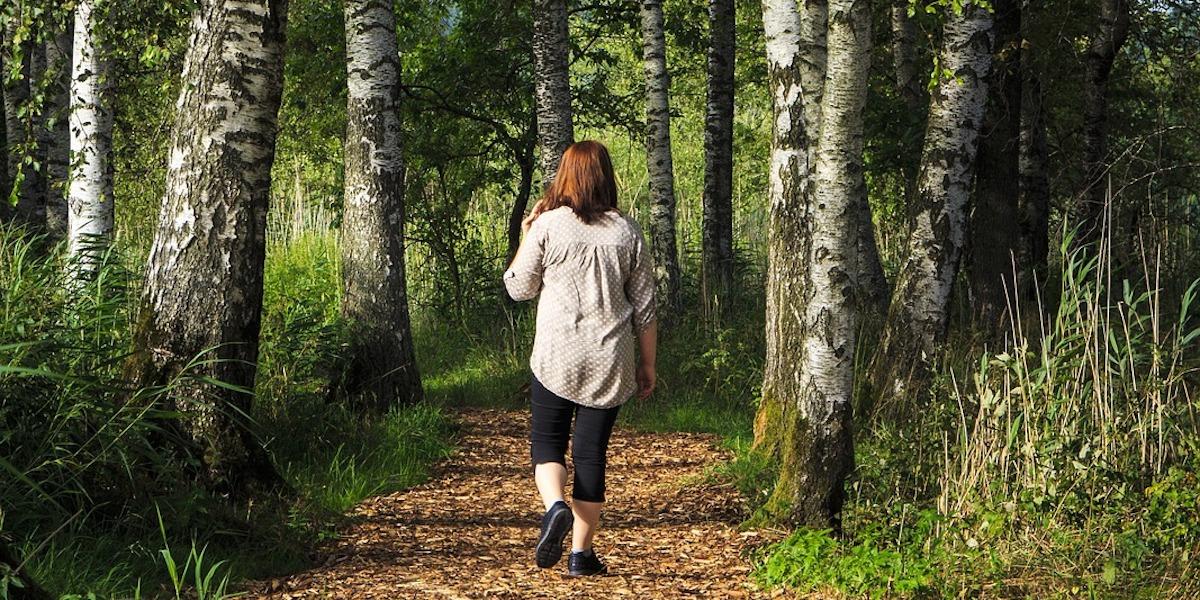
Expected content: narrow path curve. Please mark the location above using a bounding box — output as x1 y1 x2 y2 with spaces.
245 408 769 598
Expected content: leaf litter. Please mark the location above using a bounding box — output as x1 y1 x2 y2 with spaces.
242 408 773 598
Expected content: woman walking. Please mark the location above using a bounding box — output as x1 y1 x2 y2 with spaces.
504 140 658 577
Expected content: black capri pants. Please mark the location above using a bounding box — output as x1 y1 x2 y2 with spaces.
529 376 621 503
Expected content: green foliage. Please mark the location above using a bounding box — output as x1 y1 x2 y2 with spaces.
755 510 949 598
156 508 233 600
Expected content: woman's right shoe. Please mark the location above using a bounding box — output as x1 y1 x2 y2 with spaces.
535 500 574 568
566 549 608 577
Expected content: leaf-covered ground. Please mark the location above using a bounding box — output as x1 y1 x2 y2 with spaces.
243 408 770 598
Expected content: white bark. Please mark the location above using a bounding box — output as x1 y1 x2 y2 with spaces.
640 0 681 314
134 0 288 494
532 0 573 184
760 0 807 409
875 2 994 391
67 0 113 276
756 0 870 529
341 0 423 407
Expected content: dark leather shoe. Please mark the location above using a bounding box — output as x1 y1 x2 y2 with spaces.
535 501 573 568
566 549 608 577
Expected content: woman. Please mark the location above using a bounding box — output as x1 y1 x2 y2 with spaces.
503 140 658 577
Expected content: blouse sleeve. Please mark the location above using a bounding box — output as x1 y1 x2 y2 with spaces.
503 217 547 301
626 224 657 333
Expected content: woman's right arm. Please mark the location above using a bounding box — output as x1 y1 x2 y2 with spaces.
503 217 546 301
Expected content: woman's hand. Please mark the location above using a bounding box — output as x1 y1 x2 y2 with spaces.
522 199 546 233
636 362 656 399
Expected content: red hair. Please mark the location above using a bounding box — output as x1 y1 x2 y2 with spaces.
540 141 618 224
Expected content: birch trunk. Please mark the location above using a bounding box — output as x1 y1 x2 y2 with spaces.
856 182 889 315
1074 0 1129 248
891 0 922 110
3 16 45 229
640 0 681 315
43 23 72 240
871 2 994 401
129 0 288 496
340 0 423 409
701 0 735 312
967 0 1021 327
755 0 808 462
67 0 113 277
755 0 869 530
532 0 573 184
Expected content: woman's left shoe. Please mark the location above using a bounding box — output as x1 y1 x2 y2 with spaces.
535 501 574 568
566 549 608 577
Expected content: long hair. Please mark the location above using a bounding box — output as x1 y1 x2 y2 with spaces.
540 141 618 224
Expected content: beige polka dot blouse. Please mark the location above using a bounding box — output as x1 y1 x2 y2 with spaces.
503 206 657 409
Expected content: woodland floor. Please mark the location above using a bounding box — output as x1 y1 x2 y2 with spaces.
243 408 773 599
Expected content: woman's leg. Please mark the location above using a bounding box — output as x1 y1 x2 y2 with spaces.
569 404 620 551
529 377 575 509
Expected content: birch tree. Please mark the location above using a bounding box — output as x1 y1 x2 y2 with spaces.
1075 0 1130 248
532 0 573 184
701 0 734 311
67 0 113 276
755 0 870 529
129 0 288 496
3 14 45 229
340 0 423 408
640 0 681 314
43 22 71 240
891 0 922 110
870 2 994 399
967 0 1021 326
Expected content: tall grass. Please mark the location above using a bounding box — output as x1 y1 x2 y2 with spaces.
941 241 1200 520
0 221 455 597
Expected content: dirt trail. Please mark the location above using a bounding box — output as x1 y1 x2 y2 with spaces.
244 408 770 598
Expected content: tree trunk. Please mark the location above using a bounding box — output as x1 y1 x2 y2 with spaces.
67 0 113 277
3 15 45 230
856 182 889 315
1018 35 1049 296
701 0 735 313
870 2 994 403
755 0 809 462
340 0 423 409
891 0 922 110
505 148 535 263
755 0 869 531
532 0 574 185
43 22 72 241
129 0 288 497
640 0 681 316
967 0 1021 328
1074 0 1130 248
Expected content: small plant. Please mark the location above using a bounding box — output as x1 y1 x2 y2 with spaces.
156 508 236 600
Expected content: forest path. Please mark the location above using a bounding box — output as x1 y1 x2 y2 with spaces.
244 408 769 599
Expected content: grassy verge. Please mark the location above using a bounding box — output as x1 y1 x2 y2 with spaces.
1 228 456 598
